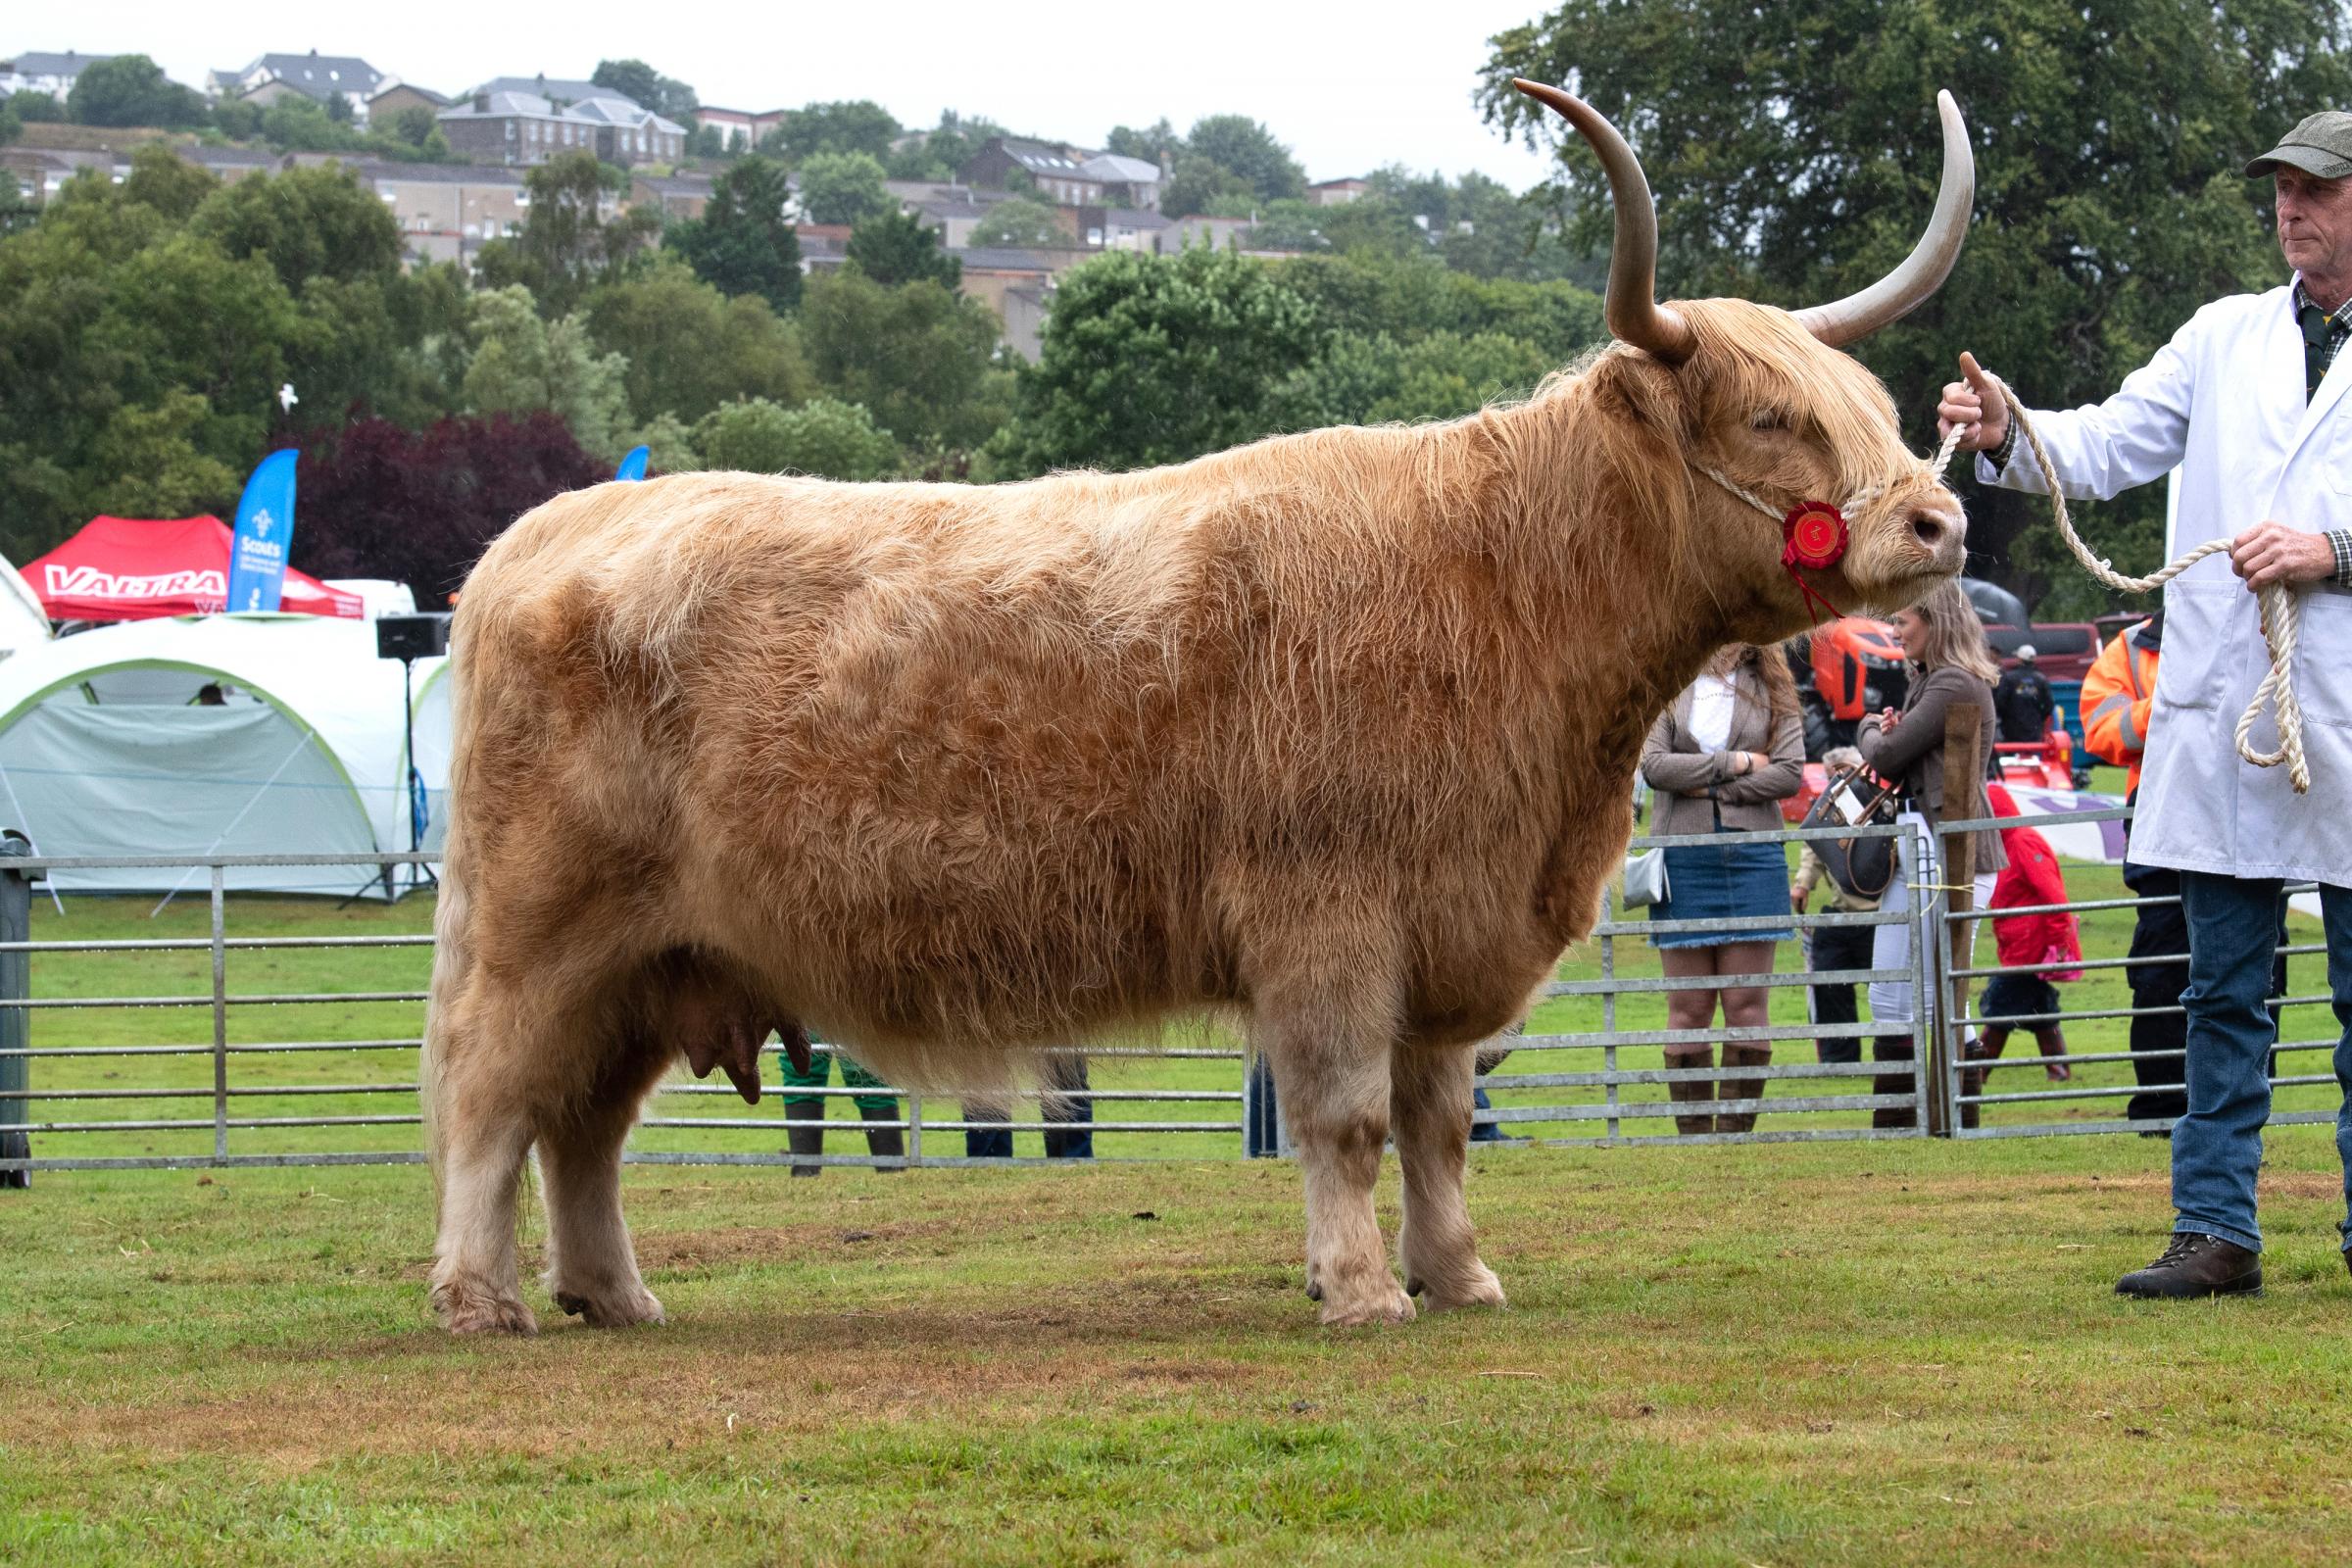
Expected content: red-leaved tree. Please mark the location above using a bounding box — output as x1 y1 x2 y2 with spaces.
288 413 607 608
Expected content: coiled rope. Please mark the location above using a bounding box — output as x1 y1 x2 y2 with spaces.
1984 373 2309 795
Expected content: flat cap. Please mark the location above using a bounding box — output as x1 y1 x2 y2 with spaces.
2245 111 2352 179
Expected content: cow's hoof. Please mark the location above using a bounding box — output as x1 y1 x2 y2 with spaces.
1319 1283 1416 1327
552 1284 666 1328
1417 1263 1507 1313
434 1282 538 1336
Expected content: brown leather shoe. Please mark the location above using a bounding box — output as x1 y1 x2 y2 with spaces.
2115 1233 2262 1298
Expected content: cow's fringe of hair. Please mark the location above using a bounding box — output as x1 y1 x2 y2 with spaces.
438 294 1944 1100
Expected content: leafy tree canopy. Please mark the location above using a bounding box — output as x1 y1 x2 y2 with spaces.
796 151 894 226
967 196 1064 250
67 55 206 129
765 101 901 166
665 155 802 311
986 247 1325 477
591 59 699 122
846 208 960 289
584 254 809 424
474 150 659 316
692 396 900 480
798 268 1007 452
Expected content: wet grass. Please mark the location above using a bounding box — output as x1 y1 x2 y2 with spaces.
4 1136 2350 1564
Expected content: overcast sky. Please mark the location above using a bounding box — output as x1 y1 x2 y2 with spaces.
41 1 1569 191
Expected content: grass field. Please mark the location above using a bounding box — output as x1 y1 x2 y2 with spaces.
6 1136 2352 1564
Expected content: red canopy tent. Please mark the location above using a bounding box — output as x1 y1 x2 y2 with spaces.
23 514 364 622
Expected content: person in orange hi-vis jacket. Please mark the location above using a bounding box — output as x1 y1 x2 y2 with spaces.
2082 614 2163 796
2082 612 2193 1132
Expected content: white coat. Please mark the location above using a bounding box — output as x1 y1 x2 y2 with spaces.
1982 280 2352 886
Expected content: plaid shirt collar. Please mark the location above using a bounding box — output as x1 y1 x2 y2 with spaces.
2292 277 2352 362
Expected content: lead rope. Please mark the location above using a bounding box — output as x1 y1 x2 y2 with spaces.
1699 392 2311 795
1984 373 2309 795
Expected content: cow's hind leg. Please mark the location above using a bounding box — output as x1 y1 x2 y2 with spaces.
540 1017 671 1328
1392 1040 1505 1311
426 987 543 1334
1258 961 1413 1328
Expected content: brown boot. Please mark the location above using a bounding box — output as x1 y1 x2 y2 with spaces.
860 1102 906 1169
1662 1046 1715 1137
1871 1037 1916 1130
784 1097 825 1176
1716 1043 1771 1134
2115 1233 2262 1298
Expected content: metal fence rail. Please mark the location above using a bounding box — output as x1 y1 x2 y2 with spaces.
0 799 2329 1180
1927 804 2340 1139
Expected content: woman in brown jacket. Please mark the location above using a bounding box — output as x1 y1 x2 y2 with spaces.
1639 645 1806 1135
1857 578 2008 1127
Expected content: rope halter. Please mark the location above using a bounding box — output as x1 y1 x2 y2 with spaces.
1694 422 1969 626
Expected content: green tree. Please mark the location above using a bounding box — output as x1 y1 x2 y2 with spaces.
66 55 206 128
987 247 1325 476
591 59 699 122
584 254 810 424
663 155 802 311
210 98 263 140
1480 0 2352 610
189 162 405 293
461 284 634 461
887 110 1006 181
1162 160 1256 220
687 122 724 160
0 102 19 148
1182 115 1304 203
1281 329 1553 427
1104 119 1179 167
767 101 901 165
323 91 354 126
692 395 900 479
385 105 439 147
846 208 959 288
476 151 660 316
966 196 1064 249
9 91 64 123
799 268 1006 451
260 95 357 152
83 390 241 518
796 151 893 225
120 145 218 222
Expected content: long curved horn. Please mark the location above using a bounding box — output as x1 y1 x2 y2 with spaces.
1512 78 1695 364
1791 91 1975 347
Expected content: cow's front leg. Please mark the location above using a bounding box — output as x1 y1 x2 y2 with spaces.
1392 1039 1505 1311
1262 1006 1412 1328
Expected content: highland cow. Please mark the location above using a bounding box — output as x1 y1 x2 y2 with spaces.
423 82 1975 1333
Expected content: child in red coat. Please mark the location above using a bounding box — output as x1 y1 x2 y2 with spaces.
1978 784 2082 1081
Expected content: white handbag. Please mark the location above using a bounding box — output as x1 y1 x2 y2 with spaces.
1621 847 1670 908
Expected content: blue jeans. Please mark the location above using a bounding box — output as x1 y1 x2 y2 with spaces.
2173 872 2352 1253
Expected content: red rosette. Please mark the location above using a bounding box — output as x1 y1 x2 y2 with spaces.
1781 501 1848 571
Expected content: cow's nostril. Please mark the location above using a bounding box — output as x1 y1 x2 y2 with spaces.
1911 512 1945 549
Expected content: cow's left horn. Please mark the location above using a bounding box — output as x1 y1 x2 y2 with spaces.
1791 91 1976 348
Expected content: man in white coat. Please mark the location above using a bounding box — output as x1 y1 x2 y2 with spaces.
1939 111 2352 1298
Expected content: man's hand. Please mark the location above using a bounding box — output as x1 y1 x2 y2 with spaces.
1790 888 1807 915
1936 352 2011 454
2229 521 2336 591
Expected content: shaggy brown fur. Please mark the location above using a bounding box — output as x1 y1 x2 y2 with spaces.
423 299 1966 1333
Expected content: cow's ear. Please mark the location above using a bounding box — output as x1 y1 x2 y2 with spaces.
1590 350 1691 439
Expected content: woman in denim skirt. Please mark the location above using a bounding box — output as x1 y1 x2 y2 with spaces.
1640 645 1805 1135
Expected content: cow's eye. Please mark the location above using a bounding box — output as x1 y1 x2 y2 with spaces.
1751 409 1789 431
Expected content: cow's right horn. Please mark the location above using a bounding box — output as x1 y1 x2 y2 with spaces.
1513 78 1695 365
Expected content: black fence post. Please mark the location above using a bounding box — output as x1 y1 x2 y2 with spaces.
0 832 32 1188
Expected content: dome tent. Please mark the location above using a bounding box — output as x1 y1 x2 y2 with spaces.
0 615 446 897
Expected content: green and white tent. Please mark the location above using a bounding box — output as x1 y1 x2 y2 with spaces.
0 613 446 897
